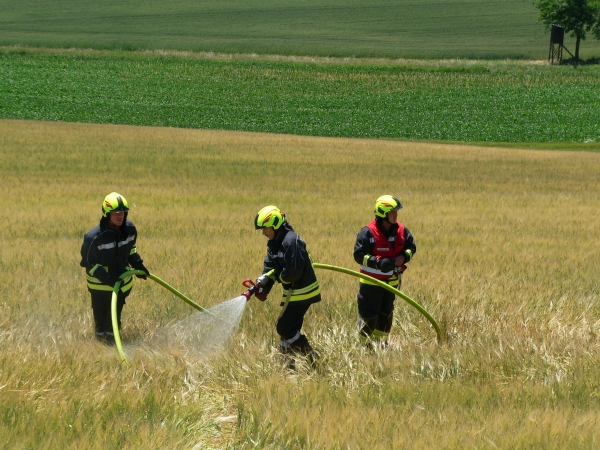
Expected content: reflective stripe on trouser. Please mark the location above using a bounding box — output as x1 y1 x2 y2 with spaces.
279 281 320 302
372 329 389 341
86 274 134 293
280 331 301 349
358 309 393 342
280 333 312 355
96 332 114 337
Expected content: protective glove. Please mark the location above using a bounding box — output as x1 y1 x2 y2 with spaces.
255 287 268 301
377 258 394 273
134 263 150 280
394 254 406 267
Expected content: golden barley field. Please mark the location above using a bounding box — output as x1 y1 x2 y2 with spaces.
1 119 599 449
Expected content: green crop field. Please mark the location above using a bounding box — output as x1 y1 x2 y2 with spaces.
1 48 600 146
2 0 600 60
2 119 600 448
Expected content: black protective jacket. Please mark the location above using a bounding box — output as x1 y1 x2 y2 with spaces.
261 222 321 305
80 217 144 293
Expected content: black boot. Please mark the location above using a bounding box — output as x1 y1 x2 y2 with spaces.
105 333 116 346
279 347 296 371
291 335 319 369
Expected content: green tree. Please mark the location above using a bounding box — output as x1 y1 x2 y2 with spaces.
534 0 600 60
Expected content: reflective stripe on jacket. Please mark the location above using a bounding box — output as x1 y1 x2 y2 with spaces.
86 263 134 292
261 222 321 305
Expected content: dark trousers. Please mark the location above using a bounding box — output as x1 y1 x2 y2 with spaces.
357 282 396 338
90 291 127 336
276 302 313 352
276 302 311 340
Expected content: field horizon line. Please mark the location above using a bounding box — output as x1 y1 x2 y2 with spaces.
2 117 599 153
0 44 551 67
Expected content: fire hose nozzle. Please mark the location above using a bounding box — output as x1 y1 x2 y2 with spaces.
242 278 257 301
242 270 275 301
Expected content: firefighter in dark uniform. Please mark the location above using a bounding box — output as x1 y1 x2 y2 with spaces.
80 192 150 344
353 195 416 348
253 205 321 368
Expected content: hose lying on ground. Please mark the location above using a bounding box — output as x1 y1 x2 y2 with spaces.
312 263 442 343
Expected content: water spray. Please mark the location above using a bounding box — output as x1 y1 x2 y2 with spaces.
147 296 248 361
111 269 219 363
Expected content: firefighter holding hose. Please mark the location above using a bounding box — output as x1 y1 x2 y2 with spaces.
80 192 150 344
353 195 416 349
252 205 321 369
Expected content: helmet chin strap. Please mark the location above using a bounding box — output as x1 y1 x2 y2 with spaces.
379 215 394 230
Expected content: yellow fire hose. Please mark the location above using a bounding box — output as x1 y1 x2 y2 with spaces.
312 263 442 343
110 264 442 363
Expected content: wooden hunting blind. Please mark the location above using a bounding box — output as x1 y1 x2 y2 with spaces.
549 24 565 64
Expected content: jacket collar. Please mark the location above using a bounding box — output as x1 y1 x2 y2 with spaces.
100 216 125 233
375 217 399 236
268 222 293 249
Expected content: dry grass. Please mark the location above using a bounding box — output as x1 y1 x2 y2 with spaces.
1 119 599 448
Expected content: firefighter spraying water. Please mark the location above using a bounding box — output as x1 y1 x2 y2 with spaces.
243 205 321 370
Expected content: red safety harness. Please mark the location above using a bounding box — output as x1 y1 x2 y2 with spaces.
359 220 406 280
